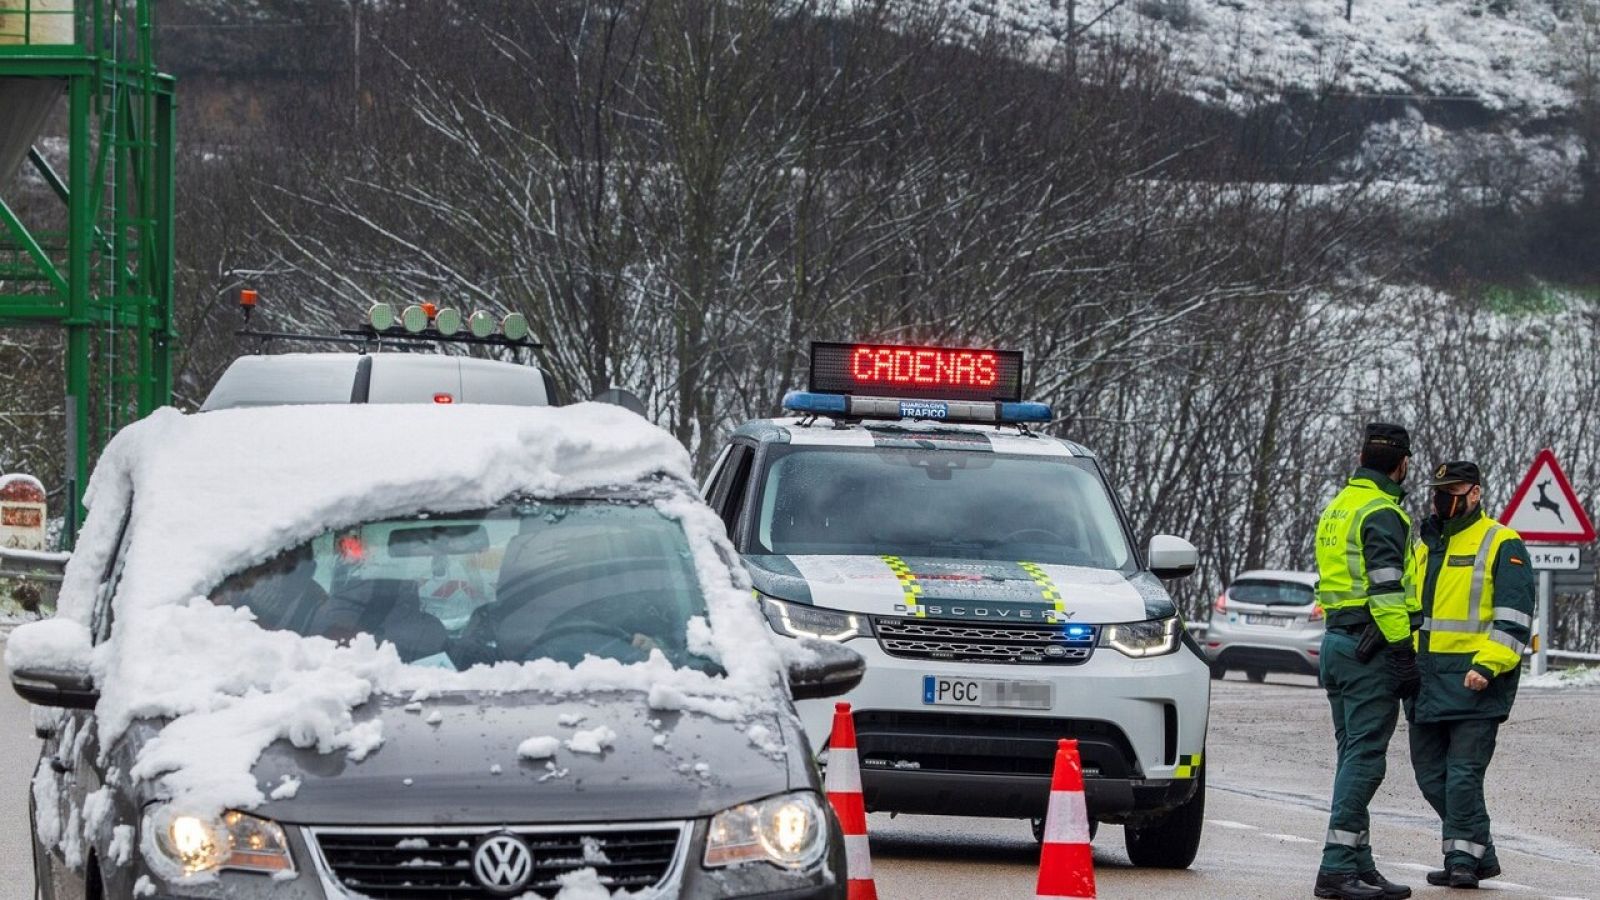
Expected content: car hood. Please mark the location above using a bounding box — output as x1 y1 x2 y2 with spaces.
231 691 802 826
744 554 1177 624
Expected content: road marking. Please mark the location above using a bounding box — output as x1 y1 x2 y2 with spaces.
1206 819 1258 830
1262 832 1317 844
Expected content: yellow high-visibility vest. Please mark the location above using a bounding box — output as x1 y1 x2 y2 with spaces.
1408 516 1527 675
1314 476 1415 642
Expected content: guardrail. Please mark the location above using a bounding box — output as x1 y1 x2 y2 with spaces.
1186 621 1599 668
0 546 68 624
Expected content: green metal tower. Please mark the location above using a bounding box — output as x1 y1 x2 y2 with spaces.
0 0 175 545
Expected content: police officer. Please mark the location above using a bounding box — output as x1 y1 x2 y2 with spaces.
1312 424 1420 900
1407 461 1533 889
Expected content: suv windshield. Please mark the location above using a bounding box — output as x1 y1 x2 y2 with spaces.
1228 580 1315 607
747 445 1133 569
211 499 721 674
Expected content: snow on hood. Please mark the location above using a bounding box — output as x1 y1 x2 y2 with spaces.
7 403 785 826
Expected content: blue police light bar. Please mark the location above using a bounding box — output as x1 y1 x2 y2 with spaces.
783 391 1052 425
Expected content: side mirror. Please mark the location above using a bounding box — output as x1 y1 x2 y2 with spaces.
11 667 99 710
1147 534 1198 580
786 639 865 701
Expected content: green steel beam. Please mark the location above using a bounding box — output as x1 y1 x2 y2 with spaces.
1 0 175 546
0 195 67 294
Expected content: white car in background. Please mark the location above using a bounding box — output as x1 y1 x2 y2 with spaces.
1202 569 1323 684
201 353 557 410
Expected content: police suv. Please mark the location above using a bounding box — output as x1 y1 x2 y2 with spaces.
703 342 1211 867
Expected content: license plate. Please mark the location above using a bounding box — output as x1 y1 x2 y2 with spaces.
1244 614 1291 627
922 676 1052 710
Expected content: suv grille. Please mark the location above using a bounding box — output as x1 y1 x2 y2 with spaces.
874 616 1097 665
311 824 685 899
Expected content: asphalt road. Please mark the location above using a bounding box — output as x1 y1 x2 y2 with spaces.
2 667 1597 899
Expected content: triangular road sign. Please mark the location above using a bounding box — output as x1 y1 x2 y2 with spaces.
1500 448 1596 543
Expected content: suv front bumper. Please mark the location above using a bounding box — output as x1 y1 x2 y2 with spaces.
792 632 1210 823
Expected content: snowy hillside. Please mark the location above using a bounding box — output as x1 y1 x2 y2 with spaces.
911 0 1574 119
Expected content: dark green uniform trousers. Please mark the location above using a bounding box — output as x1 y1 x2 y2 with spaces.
1409 717 1500 871
1320 630 1398 873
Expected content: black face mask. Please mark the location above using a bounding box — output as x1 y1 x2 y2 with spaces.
1433 488 1473 521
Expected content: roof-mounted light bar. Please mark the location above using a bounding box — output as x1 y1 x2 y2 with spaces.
234 289 543 352
782 391 1051 425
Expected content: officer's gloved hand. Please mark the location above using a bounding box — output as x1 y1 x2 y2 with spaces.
1388 641 1421 699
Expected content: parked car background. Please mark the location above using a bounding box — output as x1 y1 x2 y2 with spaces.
1203 570 1323 684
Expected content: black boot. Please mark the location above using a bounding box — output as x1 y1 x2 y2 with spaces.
1425 862 1499 887
1445 864 1479 888
1314 871 1385 899
1358 869 1411 898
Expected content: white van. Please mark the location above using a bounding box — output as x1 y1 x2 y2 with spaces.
201 353 555 411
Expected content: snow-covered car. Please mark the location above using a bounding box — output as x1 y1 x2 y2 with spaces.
703 342 1211 868
5 404 861 899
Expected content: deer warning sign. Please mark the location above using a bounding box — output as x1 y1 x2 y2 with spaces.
1500 448 1596 543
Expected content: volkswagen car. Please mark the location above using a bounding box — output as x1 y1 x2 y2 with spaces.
8 403 859 899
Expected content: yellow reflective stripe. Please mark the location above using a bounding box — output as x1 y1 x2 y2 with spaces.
1018 561 1065 616
882 555 925 618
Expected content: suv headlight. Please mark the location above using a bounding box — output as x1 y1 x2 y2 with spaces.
1099 616 1181 658
760 595 869 642
141 806 294 878
704 791 829 870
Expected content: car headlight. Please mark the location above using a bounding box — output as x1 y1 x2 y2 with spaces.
1099 616 1181 658
141 806 294 878
760 595 869 642
704 791 828 870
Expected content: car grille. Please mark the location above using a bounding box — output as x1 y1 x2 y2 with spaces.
310 823 686 899
874 616 1097 665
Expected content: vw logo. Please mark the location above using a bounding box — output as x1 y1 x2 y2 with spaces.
472 833 534 894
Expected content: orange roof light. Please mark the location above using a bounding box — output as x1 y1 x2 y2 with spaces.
239 289 258 308
422 302 438 319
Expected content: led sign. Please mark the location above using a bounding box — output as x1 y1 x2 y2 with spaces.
808 341 1024 402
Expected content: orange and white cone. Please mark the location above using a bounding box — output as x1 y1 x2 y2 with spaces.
825 702 878 900
1036 738 1096 899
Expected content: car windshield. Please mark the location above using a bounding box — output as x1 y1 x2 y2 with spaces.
748 445 1133 569
1229 580 1315 607
211 499 722 674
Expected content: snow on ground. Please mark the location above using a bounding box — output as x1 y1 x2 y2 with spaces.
4 403 787 847
1524 665 1600 689
899 0 1574 119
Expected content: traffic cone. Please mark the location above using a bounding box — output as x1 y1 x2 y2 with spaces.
825 702 878 900
1036 738 1096 899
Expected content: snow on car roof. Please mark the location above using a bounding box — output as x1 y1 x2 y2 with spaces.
8 404 785 824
